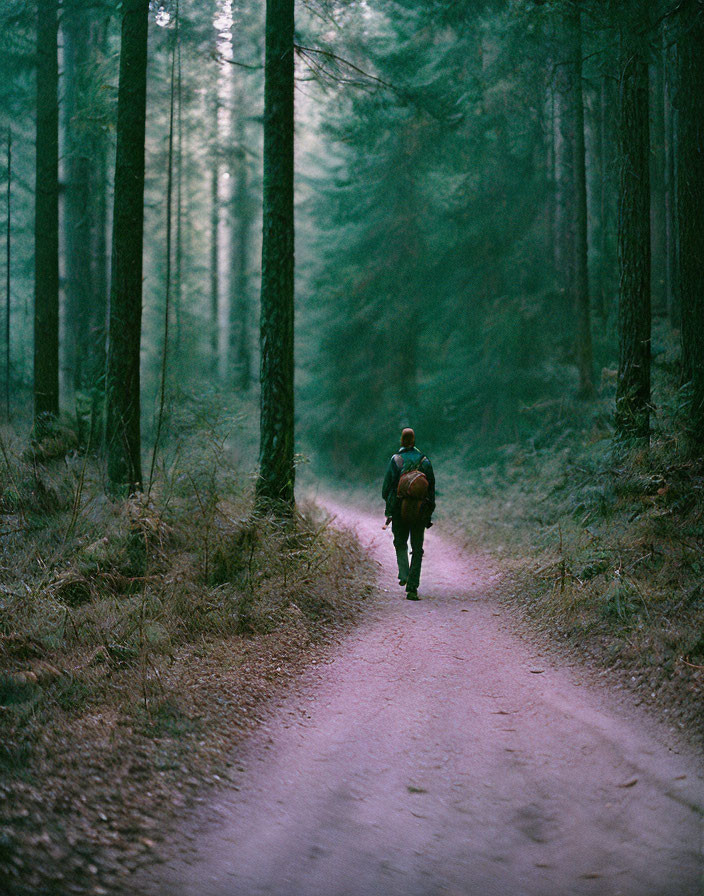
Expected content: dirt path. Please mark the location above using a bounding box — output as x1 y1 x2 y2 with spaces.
139 502 704 896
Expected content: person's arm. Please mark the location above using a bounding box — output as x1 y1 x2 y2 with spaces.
382 457 395 501
422 458 436 522
425 461 435 503
382 455 401 518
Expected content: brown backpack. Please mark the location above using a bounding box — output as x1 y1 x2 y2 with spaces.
397 459 429 525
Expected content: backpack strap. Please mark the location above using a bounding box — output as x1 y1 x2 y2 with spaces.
397 453 427 473
411 455 427 472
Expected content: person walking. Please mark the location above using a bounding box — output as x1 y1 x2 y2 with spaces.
382 428 435 600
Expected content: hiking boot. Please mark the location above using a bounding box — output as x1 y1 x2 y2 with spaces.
406 590 419 601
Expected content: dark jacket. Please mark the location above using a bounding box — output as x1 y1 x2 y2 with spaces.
382 446 436 521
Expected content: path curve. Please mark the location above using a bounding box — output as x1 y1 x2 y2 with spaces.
141 502 704 896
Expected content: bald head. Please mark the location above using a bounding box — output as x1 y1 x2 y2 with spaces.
401 428 415 448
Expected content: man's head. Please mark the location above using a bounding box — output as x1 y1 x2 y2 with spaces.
401 428 415 448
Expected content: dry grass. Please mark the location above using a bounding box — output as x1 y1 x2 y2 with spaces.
0 412 376 895
441 372 704 747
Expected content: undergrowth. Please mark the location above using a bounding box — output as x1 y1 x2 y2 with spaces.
0 396 374 894
441 329 704 744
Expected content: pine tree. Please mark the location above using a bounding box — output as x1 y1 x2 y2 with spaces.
4 127 11 421
567 2 594 397
230 115 253 392
663 22 679 327
33 0 60 430
209 85 219 375
615 0 651 441
677 0 704 444
63 0 94 395
105 0 149 493
256 0 295 509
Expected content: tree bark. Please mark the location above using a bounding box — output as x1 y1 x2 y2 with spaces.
91 12 111 423
210 88 219 375
569 4 594 397
5 127 10 421
554 61 576 298
663 24 679 327
677 0 704 442
650 45 667 317
33 0 60 428
105 0 149 493
230 116 252 392
148 16 177 495
256 0 295 510
175 33 183 352
63 0 94 395
545 73 558 273
615 2 651 441
597 74 610 319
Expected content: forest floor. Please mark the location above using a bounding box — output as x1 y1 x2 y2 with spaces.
2 405 704 895
132 498 704 896
0 420 376 896
439 401 704 753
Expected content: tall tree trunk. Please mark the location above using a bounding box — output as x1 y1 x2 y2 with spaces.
663 24 679 326
210 90 219 375
63 0 94 397
650 44 667 317
545 73 558 273
597 74 610 319
105 0 149 493
34 0 60 429
554 62 576 298
230 117 252 392
569 4 594 397
90 12 111 433
256 0 295 509
550 80 561 273
175 33 183 353
615 2 651 441
590 72 603 312
5 127 10 421
89 120 109 442
148 13 178 495
677 0 704 443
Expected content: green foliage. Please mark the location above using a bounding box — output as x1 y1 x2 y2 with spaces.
0 399 373 750
51 675 91 712
0 672 37 707
600 576 640 623
438 338 704 738
298 0 609 472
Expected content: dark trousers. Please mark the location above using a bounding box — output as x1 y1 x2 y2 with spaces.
392 515 425 591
